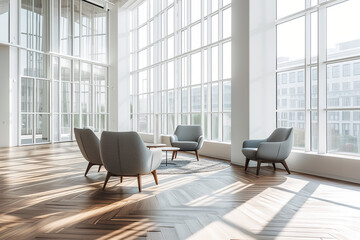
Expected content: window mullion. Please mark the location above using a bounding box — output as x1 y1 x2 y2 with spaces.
305 10 311 151
318 5 327 154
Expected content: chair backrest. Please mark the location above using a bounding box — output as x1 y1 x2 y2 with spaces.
174 125 203 141
267 128 293 142
100 131 152 175
74 128 102 165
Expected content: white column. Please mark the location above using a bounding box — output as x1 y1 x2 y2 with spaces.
231 0 250 165
109 4 130 132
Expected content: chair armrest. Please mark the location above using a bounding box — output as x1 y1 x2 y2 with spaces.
170 135 178 145
256 142 282 161
197 135 204 150
242 139 267 148
150 149 162 171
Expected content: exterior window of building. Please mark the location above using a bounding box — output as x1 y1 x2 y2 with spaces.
343 64 350 77
20 0 109 145
130 0 232 143
332 65 340 78
354 62 360 75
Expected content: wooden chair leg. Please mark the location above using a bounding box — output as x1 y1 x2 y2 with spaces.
103 172 111 190
98 165 102 172
171 151 175 160
151 170 159 185
84 162 93 176
120 176 123 183
245 158 250 171
272 163 276 171
281 160 291 174
256 161 262 175
137 175 142 192
195 150 200 161
175 151 178 158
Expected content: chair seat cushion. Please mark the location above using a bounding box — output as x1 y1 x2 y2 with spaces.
171 141 198 151
242 148 258 160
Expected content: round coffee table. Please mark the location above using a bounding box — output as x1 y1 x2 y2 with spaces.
160 147 180 166
145 143 166 149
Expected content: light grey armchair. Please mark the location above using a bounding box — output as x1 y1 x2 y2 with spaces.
100 131 162 192
242 128 294 175
74 128 103 176
170 125 204 161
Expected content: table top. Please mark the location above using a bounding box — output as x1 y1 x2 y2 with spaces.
160 147 180 151
145 143 167 148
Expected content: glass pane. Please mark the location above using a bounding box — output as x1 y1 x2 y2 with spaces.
138 115 148 133
223 42 231 79
223 8 231 39
60 0 72 55
223 113 231 142
74 0 80 57
212 83 219 111
192 113 201 125
61 114 71 141
223 81 231 111
139 94 148 113
139 49 148 69
139 71 148 94
61 82 71 113
327 0 360 61
277 70 305 110
168 114 175 134
35 114 50 143
191 0 201 23
94 65 107 85
168 36 174 58
168 62 174 89
168 7 174 35
191 86 201 112
327 60 360 108
139 25 148 49
311 12 318 63
54 81 59 113
36 80 50 113
311 111 318 151
21 78 34 113
182 88 189 112
168 90 174 113
212 113 219 141
61 58 71 81
54 114 60 141
81 62 91 84
311 68 317 109
211 14 218 44
138 1 147 25
191 52 201 85
277 111 305 148
80 84 91 113
182 114 189 124
191 23 201 50
212 46 218 81
21 114 33 145
53 57 59 80
277 17 305 69
328 110 360 155
277 0 305 19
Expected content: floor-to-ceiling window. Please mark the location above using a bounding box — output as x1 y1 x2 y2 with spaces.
130 0 231 142
20 0 109 145
276 0 360 155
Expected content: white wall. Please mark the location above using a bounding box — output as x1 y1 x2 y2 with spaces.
231 0 250 165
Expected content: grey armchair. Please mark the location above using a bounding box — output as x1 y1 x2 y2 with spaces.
170 125 204 161
100 131 162 192
74 128 103 176
242 128 293 175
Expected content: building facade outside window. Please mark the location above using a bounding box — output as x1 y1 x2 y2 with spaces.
276 0 360 155
130 0 232 143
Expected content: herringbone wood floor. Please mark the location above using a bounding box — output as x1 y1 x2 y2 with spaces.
0 142 360 240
